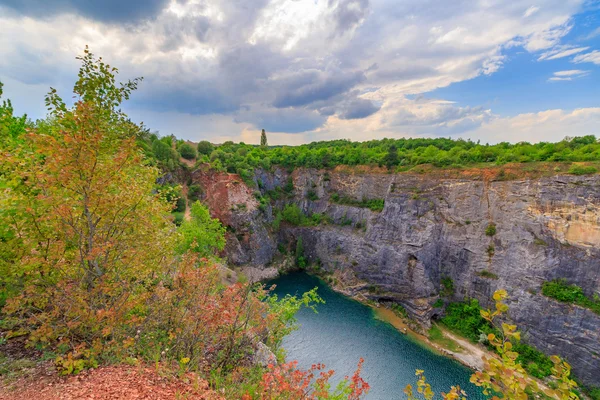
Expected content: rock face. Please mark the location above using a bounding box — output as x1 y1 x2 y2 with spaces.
192 167 600 386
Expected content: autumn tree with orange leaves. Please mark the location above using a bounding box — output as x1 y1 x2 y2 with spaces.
0 47 176 366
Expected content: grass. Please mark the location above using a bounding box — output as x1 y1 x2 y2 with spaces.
542 279 600 315
477 270 499 279
330 193 385 212
428 325 462 353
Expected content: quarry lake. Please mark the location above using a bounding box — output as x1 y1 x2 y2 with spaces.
269 272 485 400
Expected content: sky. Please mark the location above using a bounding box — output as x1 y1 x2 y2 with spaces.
0 0 599 145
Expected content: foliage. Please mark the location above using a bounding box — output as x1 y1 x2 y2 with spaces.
485 223 497 236
411 291 579 400
0 81 29 148
0 48 176 362
282 204 306 226
568 164 597 175
260 129 268 148
471 290 578 400
151 138 180 170
202 135 600 182
476 270 499 279
330 193 385 212
178 142 197 160
138 253 323 374
384 144 399 169
440 277 454 297
441 298 497 342
295 238 306 269
307 189 319 201
0 49 372 400
197 140 214 156
176 201 226 256
253 358 369 400
542 279 600 315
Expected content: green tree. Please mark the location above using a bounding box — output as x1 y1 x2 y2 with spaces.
295 237 306 268
384 144 398 169
261 128 268 148
0 47 176 358
197 140 214 155
177 201 226 256
179 142 197 160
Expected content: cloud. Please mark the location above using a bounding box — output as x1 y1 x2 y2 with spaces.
581 27 600 41
463 108 600 143
338 97 380 119
523 6 540 18
573 50 600 65
0 0 590 138
272 69 366 108
0 0 170 23
538 45 589 60
548 69 590 81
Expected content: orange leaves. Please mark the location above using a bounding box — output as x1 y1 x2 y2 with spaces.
256 358 369 400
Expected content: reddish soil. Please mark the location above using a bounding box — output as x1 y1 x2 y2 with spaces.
191 169 257 226
0 364 223 400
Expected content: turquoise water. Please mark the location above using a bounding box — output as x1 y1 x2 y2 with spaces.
268 272 485 400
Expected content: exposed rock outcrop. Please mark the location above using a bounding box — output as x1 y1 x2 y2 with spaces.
191 167 600 386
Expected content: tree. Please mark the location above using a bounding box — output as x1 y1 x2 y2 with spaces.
179 142 197 160
384 144 398 169
404 290 579 400
261 128 268 148
177 201 226 256
197 140 214 156
0 47 176 359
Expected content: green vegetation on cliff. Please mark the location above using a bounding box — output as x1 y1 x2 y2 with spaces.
542 279 600 315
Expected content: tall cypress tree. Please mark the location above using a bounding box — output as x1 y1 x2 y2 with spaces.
260 129 268 148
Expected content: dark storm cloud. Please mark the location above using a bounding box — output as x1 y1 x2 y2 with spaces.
272 70 366 108
338 97 380 119
329 0 369 34
0 0 170 22
235 107 327 133
134 82 240 116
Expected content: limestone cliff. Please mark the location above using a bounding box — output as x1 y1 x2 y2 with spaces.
192 167 600 386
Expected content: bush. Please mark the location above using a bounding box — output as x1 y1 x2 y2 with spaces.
197 140 214 156
441 299 497 342
172 212 185 226
179 143 197 160
568 165 597 175
513 342 553 378
306 190 318 201
329 193 385 212
542 279 600 315
282 204 305 226
188 184 203 200
485 223 497 236
440 277 454 296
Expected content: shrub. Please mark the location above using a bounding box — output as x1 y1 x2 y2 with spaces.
175 196 187 212
485 223 497 236
329 193 385 212
197 140 214 156
542 279 600 315
282 204 305 226
477 270 499 279
177 202 226 256
568 165 597 175
179 143 197 160
188 184 203 200
441 299 497 342
306 190 318 201
440 277 454 296
172 211 185 226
